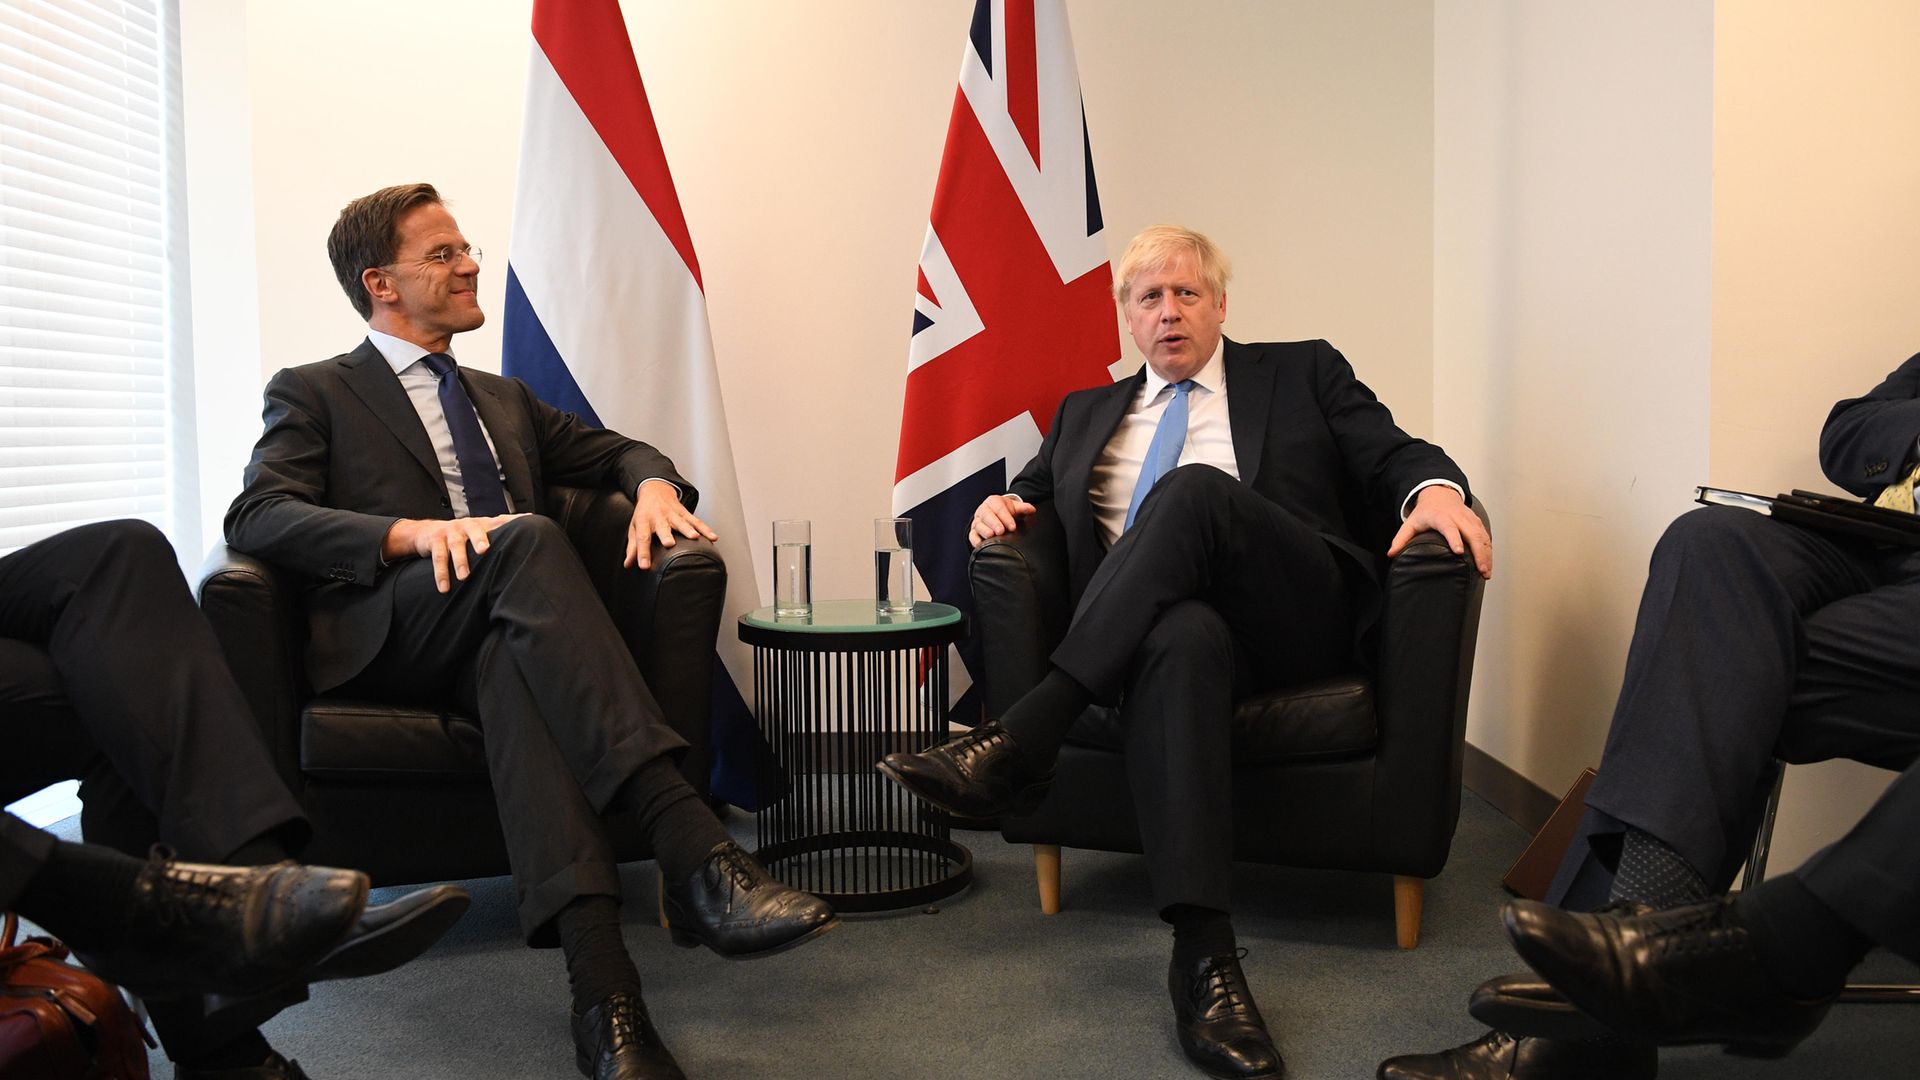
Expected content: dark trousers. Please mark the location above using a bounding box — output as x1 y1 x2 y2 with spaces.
1547 507 1920 955
0 520 307 885
0 520 311 1057
1050 466 1356 914
335 514 687 944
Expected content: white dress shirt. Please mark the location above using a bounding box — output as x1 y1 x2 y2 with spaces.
366 328 514 517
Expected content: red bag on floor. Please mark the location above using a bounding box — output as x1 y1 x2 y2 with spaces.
0 911 152 1079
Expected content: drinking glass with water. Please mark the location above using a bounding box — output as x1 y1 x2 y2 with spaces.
773 519 812 617
876 517 913 615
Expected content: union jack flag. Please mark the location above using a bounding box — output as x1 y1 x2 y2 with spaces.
892 0 1119 723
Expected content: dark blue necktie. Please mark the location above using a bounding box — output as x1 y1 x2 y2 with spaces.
421 352 509 517
1123 379 1195 532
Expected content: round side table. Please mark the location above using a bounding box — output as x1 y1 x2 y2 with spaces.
737 599 972 911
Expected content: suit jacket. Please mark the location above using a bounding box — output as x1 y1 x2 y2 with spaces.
1008 337 1470 607
1820 351 1920 497
225 338 696 691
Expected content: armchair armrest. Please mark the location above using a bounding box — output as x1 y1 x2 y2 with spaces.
196 543 309 788
548 485 726 797
967 501 1073 717
1368 500 1491 873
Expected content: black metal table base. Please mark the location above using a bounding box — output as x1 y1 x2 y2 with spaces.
754 829 972 912
741 603 972 912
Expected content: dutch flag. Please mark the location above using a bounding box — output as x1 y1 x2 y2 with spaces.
503 0 766 807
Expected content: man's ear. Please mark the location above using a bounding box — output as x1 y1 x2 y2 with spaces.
360 266 396 306
1217 291 1227 322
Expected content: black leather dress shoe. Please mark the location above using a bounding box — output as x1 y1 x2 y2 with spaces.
1375 1028 1654 1080
176 1050 312 1079
1465 902 1653 1041
74 853 366 1001
573 990 687 1080
876 721 1052 818
662 841 838 959
1168 950 1283 1079
1503 897 1835 1055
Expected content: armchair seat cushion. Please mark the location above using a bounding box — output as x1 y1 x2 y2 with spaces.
1062 674 1377 765
299 701 489 783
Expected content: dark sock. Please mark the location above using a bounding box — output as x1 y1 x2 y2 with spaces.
13 839 144 949
172 1030 275 1074
556 896 643 1013
1735 874 1872 999
1609 827 1709 909
224 836 291 866
1165 904 1237 967
615 758 730 881
996 668 1092 772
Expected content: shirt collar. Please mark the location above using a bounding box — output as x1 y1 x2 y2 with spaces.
1142 337 1226 401
365 327 452 376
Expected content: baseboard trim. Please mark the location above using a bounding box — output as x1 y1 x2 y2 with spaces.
1463 743 1558 834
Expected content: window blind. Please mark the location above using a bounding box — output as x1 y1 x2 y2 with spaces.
0 0 190 555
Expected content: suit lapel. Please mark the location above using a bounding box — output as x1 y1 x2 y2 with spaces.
463 376 536 512
1224 339 1275 488
339 340 444 492
1064 371 1143 502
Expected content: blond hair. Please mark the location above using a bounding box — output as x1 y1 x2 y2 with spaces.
1112 225 1231 303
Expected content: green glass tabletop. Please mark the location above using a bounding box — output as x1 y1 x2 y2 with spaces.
738 599 962 633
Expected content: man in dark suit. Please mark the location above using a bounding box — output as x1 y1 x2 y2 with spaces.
880 225 1492 1080
2 518 467 1079
1380 354 1920 1080
224 183 835 1080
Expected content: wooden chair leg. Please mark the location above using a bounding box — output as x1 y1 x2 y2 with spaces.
657 872 669 929
1034 844 1062 915
1394 875 1424 950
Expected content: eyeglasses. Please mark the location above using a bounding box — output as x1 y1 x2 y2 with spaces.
381 244 483 270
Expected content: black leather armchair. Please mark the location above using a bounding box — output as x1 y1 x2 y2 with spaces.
195 485 727 887
972 500 1488 948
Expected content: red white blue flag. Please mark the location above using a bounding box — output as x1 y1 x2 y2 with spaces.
503 0 767 806
894 0 1120 720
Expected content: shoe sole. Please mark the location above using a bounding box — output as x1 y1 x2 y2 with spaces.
873 760 1049 819
1467 982 1612 1042
311 886 471 981
668 914 842 961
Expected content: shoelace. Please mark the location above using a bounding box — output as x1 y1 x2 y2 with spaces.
1191 948 1255 1016
1639 902 1744 958
142 847 247 929
957 725 1016 762
601 991 644 1053
708 845 767 909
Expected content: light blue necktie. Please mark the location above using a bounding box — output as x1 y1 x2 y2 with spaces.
1123 379 1194 532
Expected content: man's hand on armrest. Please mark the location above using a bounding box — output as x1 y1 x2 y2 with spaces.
969 493 1037 549
381 514 528 593
626 478 717 571
1388 485 1492 580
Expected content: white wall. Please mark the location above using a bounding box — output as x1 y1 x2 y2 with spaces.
182 1 1438 602
1433 2 1716 794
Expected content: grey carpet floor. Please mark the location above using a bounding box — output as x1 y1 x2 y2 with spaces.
103 792 1916 1079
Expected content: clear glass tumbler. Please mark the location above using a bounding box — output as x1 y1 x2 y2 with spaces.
773 519 812 617
875 517 913 615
